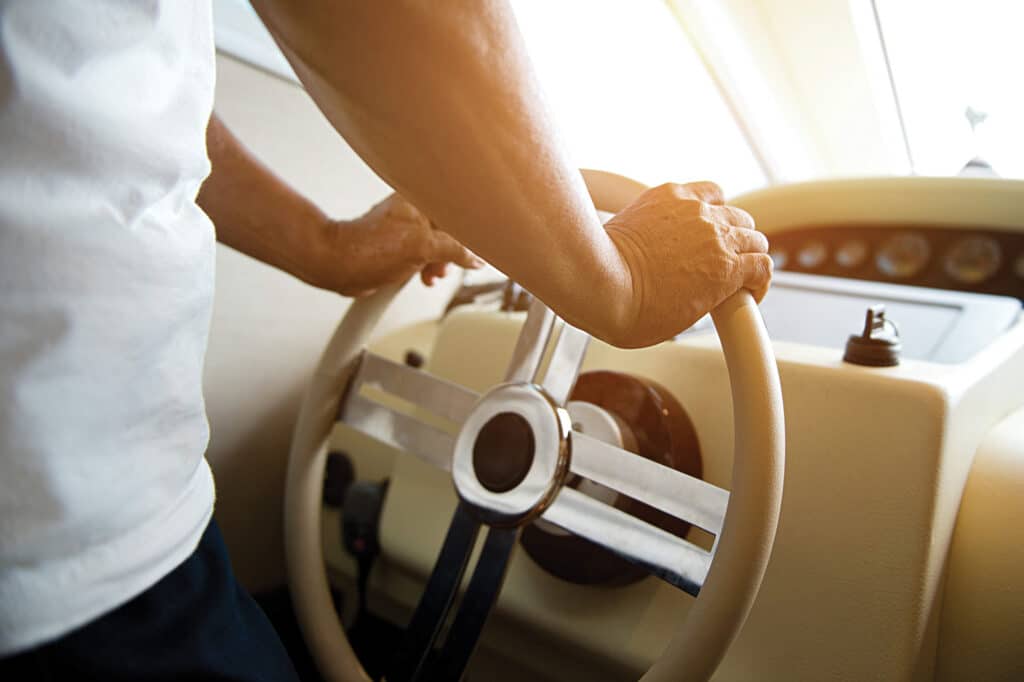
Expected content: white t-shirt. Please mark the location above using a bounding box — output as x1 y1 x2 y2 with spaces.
0 0 217 654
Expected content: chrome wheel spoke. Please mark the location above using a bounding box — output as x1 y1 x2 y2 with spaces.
349 351 478 423
570 431 729 536
503 295 590 407
539 322 590 406
505 297 556 383
388 503 482 681
431 526 518 680
340 395 456 471
337 351 480 471
541 487 713 595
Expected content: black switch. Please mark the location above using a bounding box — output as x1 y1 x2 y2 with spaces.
844 305 901 367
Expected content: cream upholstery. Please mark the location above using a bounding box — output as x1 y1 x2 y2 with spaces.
937 407 1024 681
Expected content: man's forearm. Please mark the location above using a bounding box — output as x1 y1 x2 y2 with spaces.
198 114 327 285
252 0 632 340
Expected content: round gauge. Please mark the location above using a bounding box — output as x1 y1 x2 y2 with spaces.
797 241 828 269
835 240 869 269
769 249 788 270
876 233 931 279
1016 253 1024 279
943 236 1002 284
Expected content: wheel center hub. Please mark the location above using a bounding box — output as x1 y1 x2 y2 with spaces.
472 412 536 493
452 383 571 526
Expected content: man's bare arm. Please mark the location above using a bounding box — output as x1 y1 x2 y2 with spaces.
199 114 479 296
251 0 771 347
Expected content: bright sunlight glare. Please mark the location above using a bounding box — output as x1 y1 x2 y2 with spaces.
511 0 766 196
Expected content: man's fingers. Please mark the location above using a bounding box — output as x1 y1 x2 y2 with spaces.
738 252 774 303
430 230 485 269
727 224 769 254
421 262 447 286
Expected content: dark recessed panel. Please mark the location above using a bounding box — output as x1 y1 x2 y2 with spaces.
767 225 1024 300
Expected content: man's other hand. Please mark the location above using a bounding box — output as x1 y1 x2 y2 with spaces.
605 181 772 348
307 193 483 297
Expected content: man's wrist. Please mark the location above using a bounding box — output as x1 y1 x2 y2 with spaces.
599 226 642 346
552 229 637 348
276 203 336 290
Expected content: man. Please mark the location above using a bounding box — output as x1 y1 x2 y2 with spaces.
0 0 770 678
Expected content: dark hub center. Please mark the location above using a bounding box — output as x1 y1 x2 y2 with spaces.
472 412 535 493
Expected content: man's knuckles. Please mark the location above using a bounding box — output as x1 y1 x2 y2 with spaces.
647 181 721 207
675 180 724 205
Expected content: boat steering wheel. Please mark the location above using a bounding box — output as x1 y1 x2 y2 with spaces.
285 170 785 681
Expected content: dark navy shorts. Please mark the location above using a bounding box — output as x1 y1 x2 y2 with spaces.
0 520 301 681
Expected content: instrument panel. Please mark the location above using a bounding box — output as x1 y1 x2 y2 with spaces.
767 225 1024 300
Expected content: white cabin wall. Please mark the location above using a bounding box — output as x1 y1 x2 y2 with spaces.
203 54 460 591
